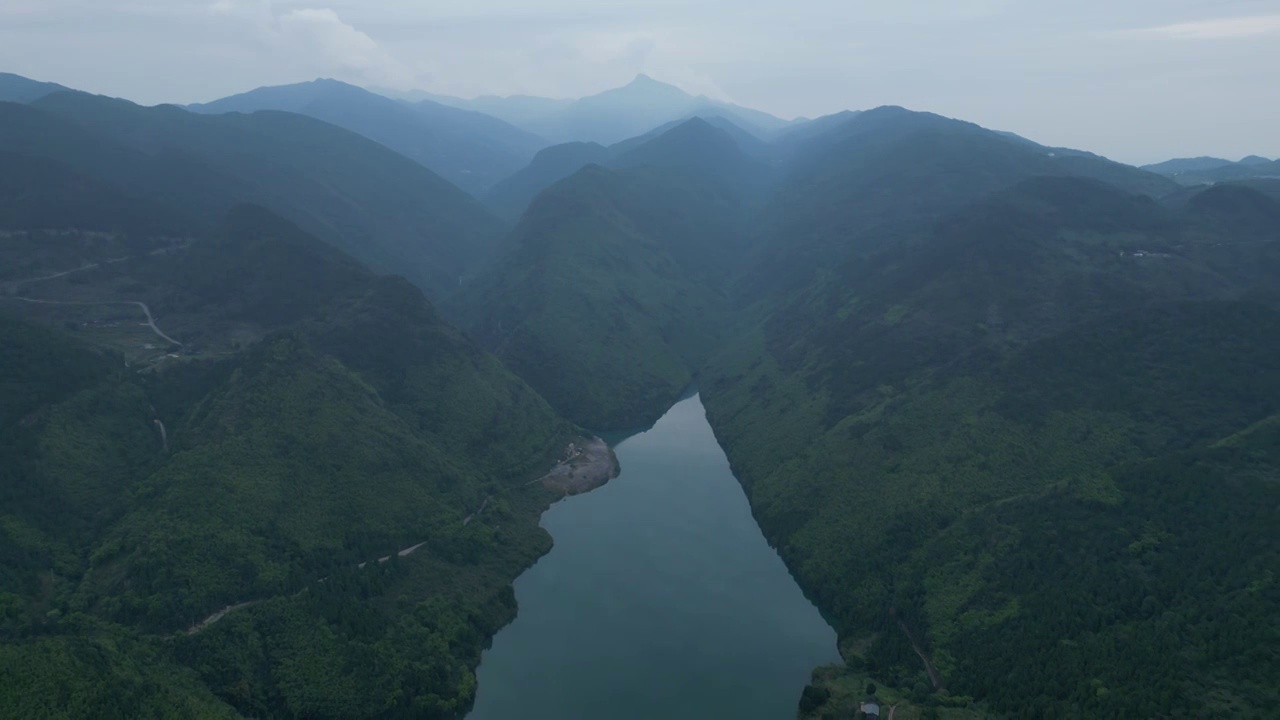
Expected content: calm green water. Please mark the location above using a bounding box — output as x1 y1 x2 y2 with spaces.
468 393 839 719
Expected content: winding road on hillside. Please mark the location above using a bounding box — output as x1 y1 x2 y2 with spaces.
4 253 185 346
1 296 183 347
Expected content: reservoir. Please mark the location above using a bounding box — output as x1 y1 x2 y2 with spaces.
468 393 840 719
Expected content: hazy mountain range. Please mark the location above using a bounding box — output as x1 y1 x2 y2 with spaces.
1143 154 1280 186
381 74 796 145
2 67 1278 719
188 79 546 195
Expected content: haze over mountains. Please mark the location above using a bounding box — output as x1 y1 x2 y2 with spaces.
388 74 795 145
1143 154 1280 186
188 79 546 195
2 67 1278 719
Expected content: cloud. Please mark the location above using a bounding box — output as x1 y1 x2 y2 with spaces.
278 8 418 87
1114 13 1280 40
206 0 423 88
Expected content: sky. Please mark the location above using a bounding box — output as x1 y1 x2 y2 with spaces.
1 0 1277 164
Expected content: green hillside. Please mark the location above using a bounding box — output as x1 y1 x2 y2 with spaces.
739 106 1180 300
0 206 575 718
0 150 192 236
0 94 503 299
443 102 1280 714
484 116 772 221
454 164 736 429
701 176 1280 717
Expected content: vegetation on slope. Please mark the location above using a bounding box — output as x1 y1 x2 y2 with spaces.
456 118 774 429
0 93 503 299
483 115 773 222
455 165 735 429
738 106 1179 300
0 205 574 718
702 176 1280 717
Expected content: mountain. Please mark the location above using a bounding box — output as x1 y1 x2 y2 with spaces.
452 161 742 429
0 72 70 103
6 70 1277 717
0 150 192 236
483 141 611 221
1141 156 1235 175
701 175 1280 717
0 203 579 717
484 116 773 221
189 78 547 195
458 100 1276 715
771 109 864 146
453 118 776 429
392 90 576 128
1144 154 1280 186
467 107 1183 430
739 105 1180 300
1 92 503 299
457 121 776 426
419 74 794 145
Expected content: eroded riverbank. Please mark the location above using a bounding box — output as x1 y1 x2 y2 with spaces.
537 436 619 495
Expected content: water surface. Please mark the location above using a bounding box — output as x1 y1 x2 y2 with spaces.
469 393 839 719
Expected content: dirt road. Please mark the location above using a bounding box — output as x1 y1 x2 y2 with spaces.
2 296 182 346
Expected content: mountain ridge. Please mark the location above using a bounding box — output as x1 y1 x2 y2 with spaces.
189 78 547 194
397 73 795 145
2 91 504 299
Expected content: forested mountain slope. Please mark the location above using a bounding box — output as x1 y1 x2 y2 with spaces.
191 79 547 195
738 106 1180 300
700 177 1280 718
484 115 773 221
5 76 1275 718
0 93 503 299
453 165 736 429
0 204 576 718
455 119 770 428
443 101 1278 714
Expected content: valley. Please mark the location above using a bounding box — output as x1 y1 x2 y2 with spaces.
1 63 1277 720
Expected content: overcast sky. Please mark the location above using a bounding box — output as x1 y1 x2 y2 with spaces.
2 0 1277 164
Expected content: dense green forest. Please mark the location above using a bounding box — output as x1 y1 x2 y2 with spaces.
696 143 1280 714
451 122 766 428
0 202 575 717
0 93 502 299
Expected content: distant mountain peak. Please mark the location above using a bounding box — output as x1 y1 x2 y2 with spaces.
0 72 73 104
